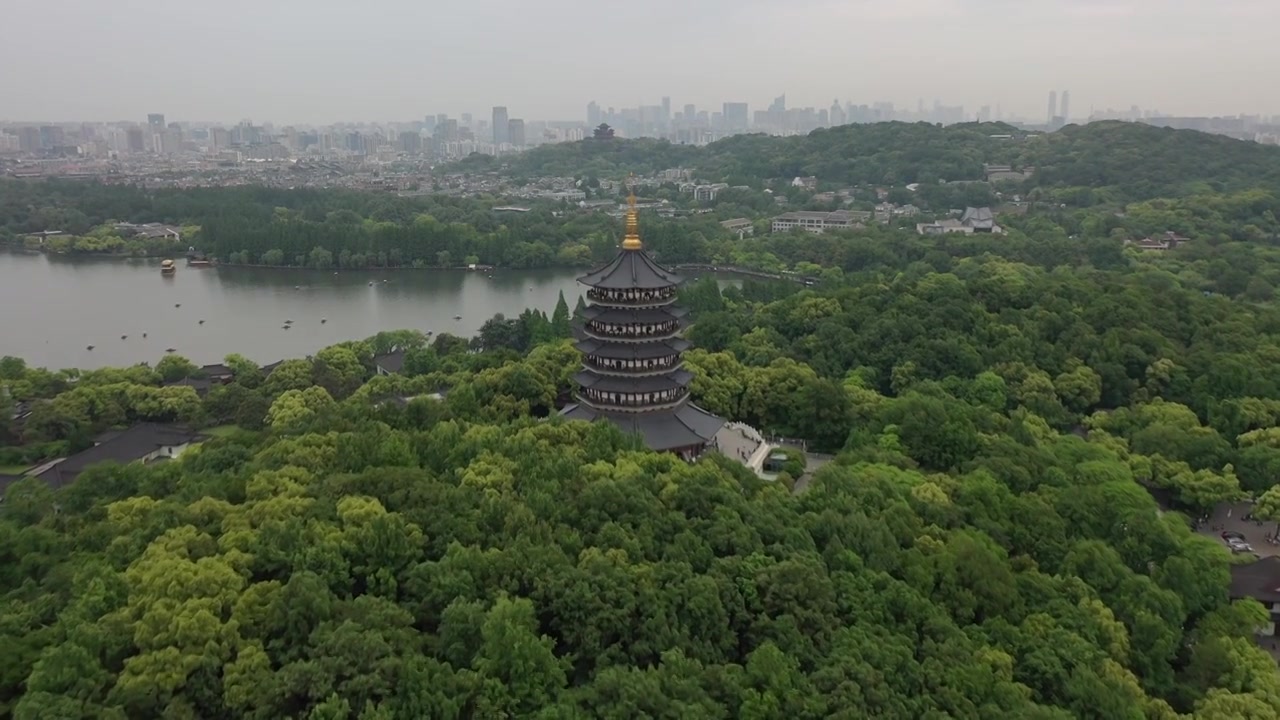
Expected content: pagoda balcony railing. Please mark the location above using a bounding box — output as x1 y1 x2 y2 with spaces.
587 288 677 307
576 388 690 413
583 322 681 342
583 356 682 377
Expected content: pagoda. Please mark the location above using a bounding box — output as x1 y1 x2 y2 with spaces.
560 189 725 457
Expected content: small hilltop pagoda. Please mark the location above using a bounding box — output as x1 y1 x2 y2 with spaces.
559 186 726 459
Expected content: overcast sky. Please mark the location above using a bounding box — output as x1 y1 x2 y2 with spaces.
4 0 1278 124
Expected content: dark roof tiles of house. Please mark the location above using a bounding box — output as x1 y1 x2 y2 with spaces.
576 249 683 290
1229 556 1280 605
374 349 406 374
34 423 206 489
561 401 724 451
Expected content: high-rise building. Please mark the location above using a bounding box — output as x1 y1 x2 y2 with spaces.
661 96 671 126
587 101 601 127
1047 91 1058 125
39 126 65 148
507 118 525 147
683 104 695 124
126 127 146 153
1060 90 1071 124
17 126 41 152
461 113 473 128
722 102 748 131
560 191 724 456
209 128 230 152
398 131 422 154
147 114 165 131
492 106 509 144
830 99 846 127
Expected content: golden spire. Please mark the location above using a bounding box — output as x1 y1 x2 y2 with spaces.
621 174 642 251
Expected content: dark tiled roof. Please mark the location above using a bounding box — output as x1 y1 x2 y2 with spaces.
200 363 233 377
0 473 27 496
582 306 688 324
577 249 683 290
560 400 724 451
374 349 406 374
164 376 214 396
1230 556 1280 605
34 423 205 489
961 207 996 229
574 338 690 358
573 369 693 393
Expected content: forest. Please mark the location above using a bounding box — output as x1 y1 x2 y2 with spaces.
4 121 1280 275
498 120 1280 199
5 209 1280 715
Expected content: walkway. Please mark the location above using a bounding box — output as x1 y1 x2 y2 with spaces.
712 422 770 474
1197 500 1280 559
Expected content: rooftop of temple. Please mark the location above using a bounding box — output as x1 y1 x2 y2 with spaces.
575 193 684 290
559 183 729 458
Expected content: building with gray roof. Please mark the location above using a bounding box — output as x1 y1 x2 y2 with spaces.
560 192 724 457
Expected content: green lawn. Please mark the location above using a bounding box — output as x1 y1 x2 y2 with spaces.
204 425 244 438
0 464 32 475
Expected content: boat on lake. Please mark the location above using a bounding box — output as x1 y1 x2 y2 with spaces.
160 259 176 275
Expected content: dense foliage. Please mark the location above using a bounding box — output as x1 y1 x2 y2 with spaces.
7 220 1280 716
497 120 1280 201
3 340 1278 718
4 122 1280 275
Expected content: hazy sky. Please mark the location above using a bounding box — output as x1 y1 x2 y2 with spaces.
4 0 1278 124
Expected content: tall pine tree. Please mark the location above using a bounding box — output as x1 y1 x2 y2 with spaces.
551 291 572 338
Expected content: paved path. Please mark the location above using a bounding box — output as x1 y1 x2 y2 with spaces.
712 423 768 472
792 452 834 495
1197 500 1280 558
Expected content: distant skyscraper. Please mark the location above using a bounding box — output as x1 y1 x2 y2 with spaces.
683 104 695 124
17 126 41 152
507 118 525 147
1047 91 1058 125
722 102 749 131
1060 90 1071 123
209 127 229 152
492 106 509 144
126 127 145 153
830 99 846 127
587 101 600 127
147 114 165 131
661 96 671 125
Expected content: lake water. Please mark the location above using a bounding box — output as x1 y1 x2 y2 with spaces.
0 253 591 370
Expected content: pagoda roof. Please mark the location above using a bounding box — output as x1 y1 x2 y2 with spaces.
575 338 690 358
577 249 683 290
574 369 694 393
560 400 725 451
582 306 688 323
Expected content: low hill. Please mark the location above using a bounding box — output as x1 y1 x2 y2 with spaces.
485 121 1280 201
1018 120 1280 199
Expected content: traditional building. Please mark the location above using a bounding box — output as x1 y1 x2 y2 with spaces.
560 192 725 458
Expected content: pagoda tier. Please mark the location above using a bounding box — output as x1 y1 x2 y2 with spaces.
559 190 724 455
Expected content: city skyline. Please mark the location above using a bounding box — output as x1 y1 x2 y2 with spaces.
3 0 1279 123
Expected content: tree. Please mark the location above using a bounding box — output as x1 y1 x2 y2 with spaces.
155 354 197 382
551 291 572 339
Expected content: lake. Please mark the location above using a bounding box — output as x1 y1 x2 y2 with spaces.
0 253 592 370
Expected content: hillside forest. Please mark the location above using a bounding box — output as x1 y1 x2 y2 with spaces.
5 224 1280 716
1 121 1280 304
4 121 1280 717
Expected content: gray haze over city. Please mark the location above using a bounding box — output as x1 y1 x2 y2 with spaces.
4 0 1279 123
